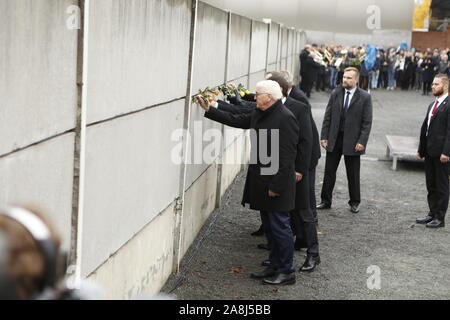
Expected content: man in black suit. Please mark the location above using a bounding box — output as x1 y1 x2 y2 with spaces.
197 80 299 285
265 71 321 227
416 74 450 228
317 67 373 214
287 81 321 225
270 75 321 272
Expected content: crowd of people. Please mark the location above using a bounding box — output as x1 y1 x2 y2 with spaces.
195 66 373 286
195 49 450 286
300 43 450 97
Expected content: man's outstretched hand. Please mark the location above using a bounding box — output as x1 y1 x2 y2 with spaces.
195 96 211 112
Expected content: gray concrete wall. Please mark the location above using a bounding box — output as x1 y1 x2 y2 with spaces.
0 0 78 247
2 0 304 298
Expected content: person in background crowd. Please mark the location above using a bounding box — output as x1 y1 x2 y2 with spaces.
300 45 320 98
369 52 381 91
415 51 424 91
387 49 397 90
379 49 389 89
422 54 437 96
438 54 449 75
402 52 415 90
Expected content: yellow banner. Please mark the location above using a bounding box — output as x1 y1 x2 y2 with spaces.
412 0 431 31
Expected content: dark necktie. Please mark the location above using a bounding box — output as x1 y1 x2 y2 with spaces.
344 91 351 112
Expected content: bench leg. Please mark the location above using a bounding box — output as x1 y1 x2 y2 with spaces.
386 146 390 159
392 156 398 171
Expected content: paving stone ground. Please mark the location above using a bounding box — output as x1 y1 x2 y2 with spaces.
162 87 450 300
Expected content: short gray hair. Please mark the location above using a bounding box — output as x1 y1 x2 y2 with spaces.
256 80 283 100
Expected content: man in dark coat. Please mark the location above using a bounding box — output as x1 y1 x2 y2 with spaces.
416 74 450 228
214 75 321 272
288 83 321 224
317 67 373 214
224 72 321 234
197 80 299 285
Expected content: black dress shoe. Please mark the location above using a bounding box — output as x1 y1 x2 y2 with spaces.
350 204 360 213
316 202 331 210
261 259 271 267
263 273 296 285
250 267 275 279
299 255 321 272
257 243 270 251
416 216 433 224
426 219 445 228
251 225 264 237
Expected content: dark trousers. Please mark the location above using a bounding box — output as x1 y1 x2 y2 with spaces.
423 81 432 95
300 76 313 98
260 211 295 274
425 156 450 220
321 133 361 206
290 172 319 257
309 167 318 222
290 207 319 257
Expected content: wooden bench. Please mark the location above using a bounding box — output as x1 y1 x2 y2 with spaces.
385 135 423 170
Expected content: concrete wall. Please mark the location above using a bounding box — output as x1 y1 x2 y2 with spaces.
1 0 304 299
0 0 78 247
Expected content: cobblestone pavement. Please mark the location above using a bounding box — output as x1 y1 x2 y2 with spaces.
162 87 450 300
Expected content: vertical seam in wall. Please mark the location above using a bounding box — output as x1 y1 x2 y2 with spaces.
68 0 88 286
247 20 253 89
265 22 271 73
173 0 198 275
214 10 232 209
276 24 281 71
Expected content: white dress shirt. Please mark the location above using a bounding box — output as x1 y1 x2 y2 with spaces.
427 93 449 128
343 86 357 109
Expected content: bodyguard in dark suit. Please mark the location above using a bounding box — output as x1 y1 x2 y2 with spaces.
197 80 299 285
289 84 321 223
317 67 373 213
416 74 450 228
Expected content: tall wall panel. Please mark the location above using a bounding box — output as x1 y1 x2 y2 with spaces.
250 21 268 74
186 2 228 189
0 0 78 248
86 0 191 123
267 23 280 72
227 14 251 81
82 100 184 276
